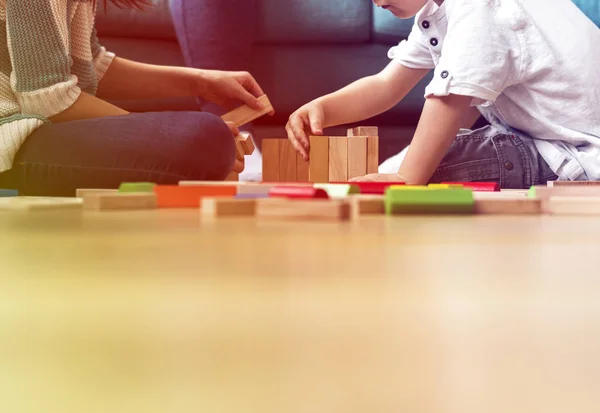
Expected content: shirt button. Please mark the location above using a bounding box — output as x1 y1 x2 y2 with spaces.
430 38 438 46
441 70 449 79
504 162 514 171
422 20 430 29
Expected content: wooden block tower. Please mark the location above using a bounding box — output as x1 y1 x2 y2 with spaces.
262 127 379 183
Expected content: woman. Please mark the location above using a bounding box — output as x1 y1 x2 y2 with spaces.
0 0 267 196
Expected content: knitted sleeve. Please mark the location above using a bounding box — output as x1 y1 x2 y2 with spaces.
90 26 115 82
5 0 81 118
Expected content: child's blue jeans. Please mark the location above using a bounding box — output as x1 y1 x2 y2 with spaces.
429 126 558 188
382 125 558 188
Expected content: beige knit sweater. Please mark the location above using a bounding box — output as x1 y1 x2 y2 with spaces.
0 0 115 172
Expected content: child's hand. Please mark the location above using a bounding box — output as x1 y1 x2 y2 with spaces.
285 101 326 161
349 173 406 182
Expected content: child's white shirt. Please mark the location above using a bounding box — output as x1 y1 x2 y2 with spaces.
388 0 600 181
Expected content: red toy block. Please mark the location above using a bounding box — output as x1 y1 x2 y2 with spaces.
154 185 236 208
269 186 329 199
441 182 500 192
332 181 406 195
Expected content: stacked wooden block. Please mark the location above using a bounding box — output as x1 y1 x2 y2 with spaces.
221 94 273 181
262 126 379 183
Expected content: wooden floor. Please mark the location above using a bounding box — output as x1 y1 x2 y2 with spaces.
2 209 600 412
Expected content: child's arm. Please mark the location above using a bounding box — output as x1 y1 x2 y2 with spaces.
96 57 266 111
286 62 430 160
396 93 473 184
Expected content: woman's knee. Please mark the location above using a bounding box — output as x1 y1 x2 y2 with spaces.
169 112 236 181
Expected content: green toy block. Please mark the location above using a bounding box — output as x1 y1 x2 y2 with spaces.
313 183 360 198
527 186 537 198
119 182 156 193
384 187 474 214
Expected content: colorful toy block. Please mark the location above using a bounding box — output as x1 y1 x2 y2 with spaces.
314 184 360 198
119 182 156 193
269 186 329 199
441 182 500 192
0 189 18 197
153 185 237 208
384 187 474 214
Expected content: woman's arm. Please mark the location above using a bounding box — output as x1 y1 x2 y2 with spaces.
96 57 196 100
48 92 129 123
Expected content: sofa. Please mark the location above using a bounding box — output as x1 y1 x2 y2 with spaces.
96 0 600 166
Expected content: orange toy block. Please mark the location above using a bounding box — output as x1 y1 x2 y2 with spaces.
154 185 236 208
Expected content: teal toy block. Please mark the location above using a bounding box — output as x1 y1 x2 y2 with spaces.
384 187 474 214
0 189 18 197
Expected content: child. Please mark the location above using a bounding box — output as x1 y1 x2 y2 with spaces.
286 0 600 188
0 0 270 196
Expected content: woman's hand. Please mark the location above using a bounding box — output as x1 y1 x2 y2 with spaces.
285 100 326 161
224 121 245 173
196 69 273 114
349 173 406 183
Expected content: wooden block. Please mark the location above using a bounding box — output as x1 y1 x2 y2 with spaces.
474 198 541 214
441 181 500 192
83 193 156 211
256 198 356 222
0 196 83 211
262 139 280 182
76 189 119 198
385 187 474 214
547 196 600 215
269 186 329 199
221 95 273 127
309 135 329 183
235 132 255 155
528 185 600 213
348 127 379 137
347 137 367 180
314 183 360 198
201 197 257 218
296 151 310 183
153 185 236 208
235 141 246 161
350 195 385 215
0 189 18 197
473 191 528 200
548 181 600 187
279 140 297 182
119 182 156 193
367 135 379 174
329 137 348 182
237 182 311 196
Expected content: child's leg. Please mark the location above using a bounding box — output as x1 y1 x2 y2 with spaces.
0 111 235 196
428 127 557 188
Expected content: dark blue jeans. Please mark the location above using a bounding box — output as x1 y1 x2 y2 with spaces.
0 112 235 196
